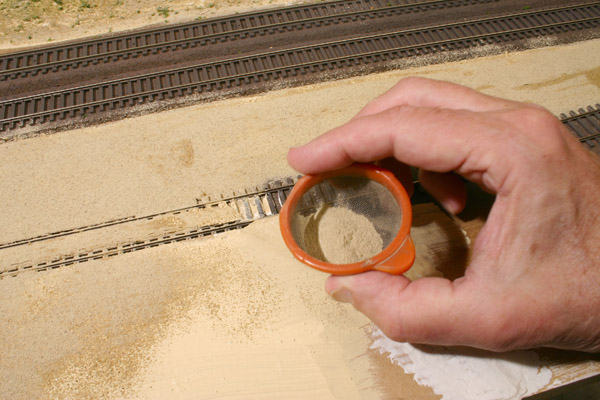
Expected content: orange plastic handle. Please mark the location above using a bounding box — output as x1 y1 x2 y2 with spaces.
279 163 415 275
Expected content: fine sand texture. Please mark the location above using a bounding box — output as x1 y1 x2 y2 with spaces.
299 205 384 264
1 39 600 398
1 39 599 245
0 204 471 399
2 204 597 399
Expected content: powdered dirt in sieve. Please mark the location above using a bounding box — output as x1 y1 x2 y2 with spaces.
303 206 383 264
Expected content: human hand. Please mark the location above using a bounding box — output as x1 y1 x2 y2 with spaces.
287 77 600 352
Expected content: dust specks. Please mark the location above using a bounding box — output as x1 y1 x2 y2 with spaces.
173 240 283 340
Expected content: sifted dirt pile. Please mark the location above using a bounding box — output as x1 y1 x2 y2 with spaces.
302 205 384 264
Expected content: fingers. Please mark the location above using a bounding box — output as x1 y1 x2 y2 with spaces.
325 272 491 348
376 158 414 197
352 77 517 120
288 105 501 189
419 170 467 214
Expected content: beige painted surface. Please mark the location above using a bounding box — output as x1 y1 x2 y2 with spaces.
0 204 467 399
1 39 600 399
1 39 600 244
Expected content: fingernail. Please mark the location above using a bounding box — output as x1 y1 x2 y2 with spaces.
329 287 353 303
326 277 354 303
442 199 460 215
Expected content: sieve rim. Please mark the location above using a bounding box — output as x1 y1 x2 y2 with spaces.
279 163 413 275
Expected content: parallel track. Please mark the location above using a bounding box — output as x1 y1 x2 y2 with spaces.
0 0 497 81
561 104 600 152
1 3 599 134
1 105 599 279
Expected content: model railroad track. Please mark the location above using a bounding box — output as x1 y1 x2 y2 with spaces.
0 177 296 278
0 177 297 252
1 105 598 279
1 3 599 135
561 104 600 153
0 0 498 81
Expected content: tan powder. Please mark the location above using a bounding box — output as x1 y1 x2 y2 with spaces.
303 206 383 264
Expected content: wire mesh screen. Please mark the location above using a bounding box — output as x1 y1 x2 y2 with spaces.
290 176 403 264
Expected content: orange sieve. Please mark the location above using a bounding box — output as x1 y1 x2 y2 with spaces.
280 163 415 275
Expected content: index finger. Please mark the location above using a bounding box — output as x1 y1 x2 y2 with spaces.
352 77 518 120
287 104 504 192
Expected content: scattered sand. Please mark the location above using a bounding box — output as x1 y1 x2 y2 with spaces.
0 204 471 399
1 201 241 275
302 205 384 264
0 219 287 399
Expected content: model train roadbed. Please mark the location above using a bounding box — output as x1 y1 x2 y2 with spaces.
1 1 599 137
1 104 598 279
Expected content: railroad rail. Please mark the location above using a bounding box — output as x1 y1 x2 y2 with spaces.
1 105 599 279
0 177 296 252
1 3 599 134
0 0 497 81
0 177 296 277
561 104 600 153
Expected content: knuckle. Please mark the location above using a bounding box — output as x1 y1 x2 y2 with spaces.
510 106 558 137
513 105 561 135
395 76 429 91
506 106 569 159
525 106 560 130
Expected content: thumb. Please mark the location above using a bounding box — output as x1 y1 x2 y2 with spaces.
325 272 491 347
